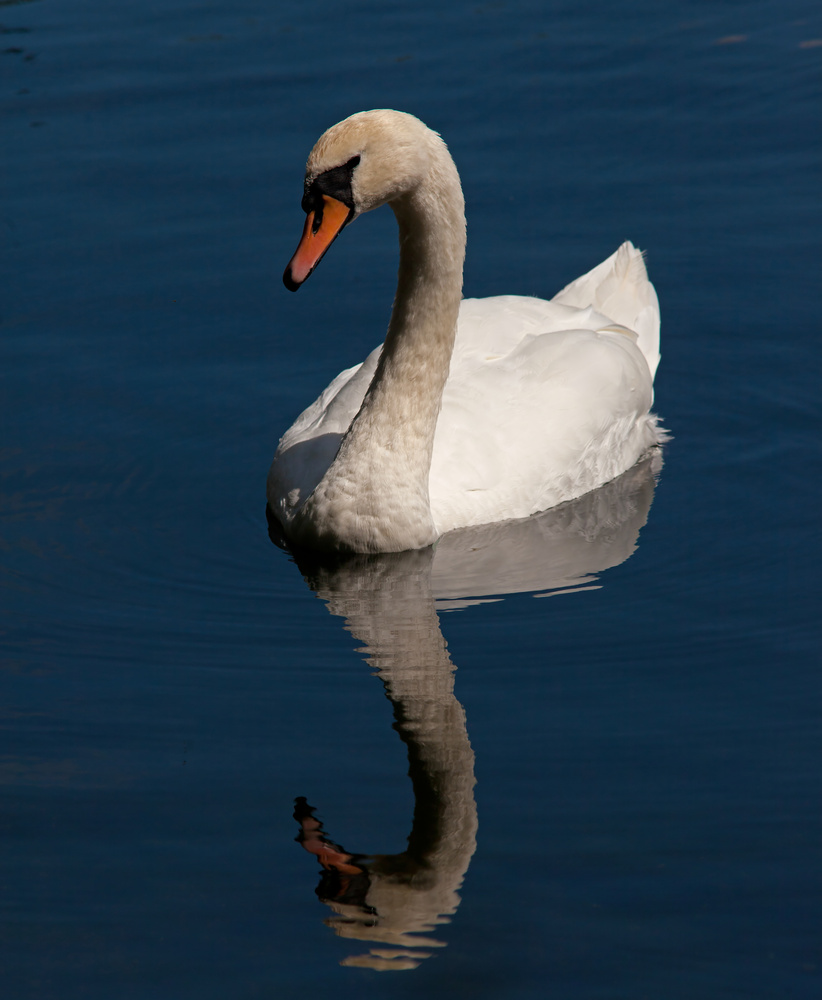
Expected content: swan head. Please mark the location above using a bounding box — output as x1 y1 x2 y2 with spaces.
283 110 442 291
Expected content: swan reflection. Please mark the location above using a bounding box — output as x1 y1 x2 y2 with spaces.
279 454 660 971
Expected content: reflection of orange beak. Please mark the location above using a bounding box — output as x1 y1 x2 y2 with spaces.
283 195 351 291
296 813 363 874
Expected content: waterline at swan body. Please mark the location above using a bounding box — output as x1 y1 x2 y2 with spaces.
268 110 662 554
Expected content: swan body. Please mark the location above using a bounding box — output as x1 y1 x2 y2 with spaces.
268 110 661 553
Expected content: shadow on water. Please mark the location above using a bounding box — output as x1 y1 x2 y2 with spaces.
269 454 661 971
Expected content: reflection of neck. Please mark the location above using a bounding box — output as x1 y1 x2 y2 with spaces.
341 556 477 876
308 549 477 970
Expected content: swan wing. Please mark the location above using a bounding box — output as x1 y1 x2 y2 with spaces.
429 244 660 532
552 241 660 378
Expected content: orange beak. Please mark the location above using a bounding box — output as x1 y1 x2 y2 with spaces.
283 195 352 291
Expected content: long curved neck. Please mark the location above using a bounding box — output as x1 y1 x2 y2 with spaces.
356 172 466 470
297 151 466 553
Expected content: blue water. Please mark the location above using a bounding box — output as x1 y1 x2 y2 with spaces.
2 0 820 997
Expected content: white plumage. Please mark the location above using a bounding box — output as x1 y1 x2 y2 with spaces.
268 110 662 553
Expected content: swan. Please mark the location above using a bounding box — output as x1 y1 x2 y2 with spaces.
268 110 662 554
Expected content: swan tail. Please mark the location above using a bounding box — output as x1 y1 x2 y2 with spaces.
552 241 660 380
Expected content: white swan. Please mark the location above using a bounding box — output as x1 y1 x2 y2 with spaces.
268 110 662 554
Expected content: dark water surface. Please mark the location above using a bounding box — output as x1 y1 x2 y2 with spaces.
3 1 820 997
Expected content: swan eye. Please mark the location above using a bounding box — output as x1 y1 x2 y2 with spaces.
301 155 362 219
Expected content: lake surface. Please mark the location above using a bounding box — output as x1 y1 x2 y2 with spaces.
2 0 820 997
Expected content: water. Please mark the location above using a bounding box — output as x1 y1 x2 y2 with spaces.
2 0 820 996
